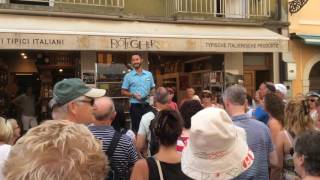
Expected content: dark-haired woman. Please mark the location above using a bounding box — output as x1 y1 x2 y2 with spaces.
264 93 284 144
130 110 192 180
111 106 136 143
177 100 203 153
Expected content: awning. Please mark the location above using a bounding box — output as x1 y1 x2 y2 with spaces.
0 14 288 52
296 34 320 46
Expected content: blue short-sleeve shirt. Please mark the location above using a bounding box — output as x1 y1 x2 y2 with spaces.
122 69 155 104
232 114 274 180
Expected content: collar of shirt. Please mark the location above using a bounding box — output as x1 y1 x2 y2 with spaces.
232 114 250 122
88 124 114 130
132 69 147 76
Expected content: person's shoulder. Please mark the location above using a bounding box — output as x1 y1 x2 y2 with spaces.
88 125 112 135
0 144 11 151
141 111 155 120
124 70 134 77
248 118 269 128
142 70 153 75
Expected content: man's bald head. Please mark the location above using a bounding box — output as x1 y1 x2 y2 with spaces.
93 97 115 121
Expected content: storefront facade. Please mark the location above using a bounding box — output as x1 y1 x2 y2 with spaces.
289 0 320 95
0 14 288 102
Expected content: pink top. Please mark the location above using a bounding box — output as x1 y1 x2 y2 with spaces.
168 101 178 111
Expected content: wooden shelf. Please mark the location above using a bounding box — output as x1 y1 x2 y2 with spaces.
190 69 211 74
38 65 74 70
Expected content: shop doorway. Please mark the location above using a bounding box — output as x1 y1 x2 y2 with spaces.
0 50 79 122
243 71 255 97
309 61 320 91
15 74 40 97
243 70 271 97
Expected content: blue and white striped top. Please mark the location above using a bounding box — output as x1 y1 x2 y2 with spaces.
88 125 138 179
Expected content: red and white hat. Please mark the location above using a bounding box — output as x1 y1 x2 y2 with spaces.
181 107 254 180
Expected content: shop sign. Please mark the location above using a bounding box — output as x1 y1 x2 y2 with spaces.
0 33 76 50
0 33 287 52
82 72 95 84
110 37 160 50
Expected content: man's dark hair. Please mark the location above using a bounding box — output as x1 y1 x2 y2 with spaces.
263 82 276 93
180 100 203 129
247 94 253 106
264 93 284 126
294 130 320 176
154 87 169 104
131 53 143 59
154 109 183 147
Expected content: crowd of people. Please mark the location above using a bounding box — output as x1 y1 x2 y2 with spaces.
0 53 319 180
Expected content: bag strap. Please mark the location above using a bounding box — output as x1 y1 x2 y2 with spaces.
107 131 122 158
154 158 164 180
284 130 293 146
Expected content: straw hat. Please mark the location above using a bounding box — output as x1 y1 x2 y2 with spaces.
181 107 254 180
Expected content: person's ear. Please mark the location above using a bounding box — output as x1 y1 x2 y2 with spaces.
298 154 305 168
244 99 249 107
111 111 117 120
68 102 77 115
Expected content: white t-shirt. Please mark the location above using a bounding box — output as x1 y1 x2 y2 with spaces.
0 144 11 180
138 111 156 156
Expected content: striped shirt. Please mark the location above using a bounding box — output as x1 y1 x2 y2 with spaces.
232 114 274 180
88 125 138 179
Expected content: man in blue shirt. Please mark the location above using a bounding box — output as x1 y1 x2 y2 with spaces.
254 82 276 125
121 53 155 132
223 85 278 180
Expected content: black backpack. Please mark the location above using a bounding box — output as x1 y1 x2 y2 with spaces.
105 132 122 180
149 108 160 156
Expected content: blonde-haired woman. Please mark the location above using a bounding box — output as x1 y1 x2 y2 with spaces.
7 119 21 145
4 120 108 180
271 98 316 180
0 117 13 180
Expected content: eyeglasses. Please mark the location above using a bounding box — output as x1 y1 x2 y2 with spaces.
290 147 294 156
77 99 94 106
308 99 317 103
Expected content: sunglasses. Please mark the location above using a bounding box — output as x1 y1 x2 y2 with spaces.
290 147 294 156
77 99 94 106
308 99 317 103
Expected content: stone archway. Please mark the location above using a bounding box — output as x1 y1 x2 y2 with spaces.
303 54 320 94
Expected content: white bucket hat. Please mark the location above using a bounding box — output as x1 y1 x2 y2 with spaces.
181 107 254 180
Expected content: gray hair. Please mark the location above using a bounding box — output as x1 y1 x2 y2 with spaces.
51 96 87 120
223 85 247 105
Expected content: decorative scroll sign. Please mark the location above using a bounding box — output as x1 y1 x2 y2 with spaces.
289 0 309 15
